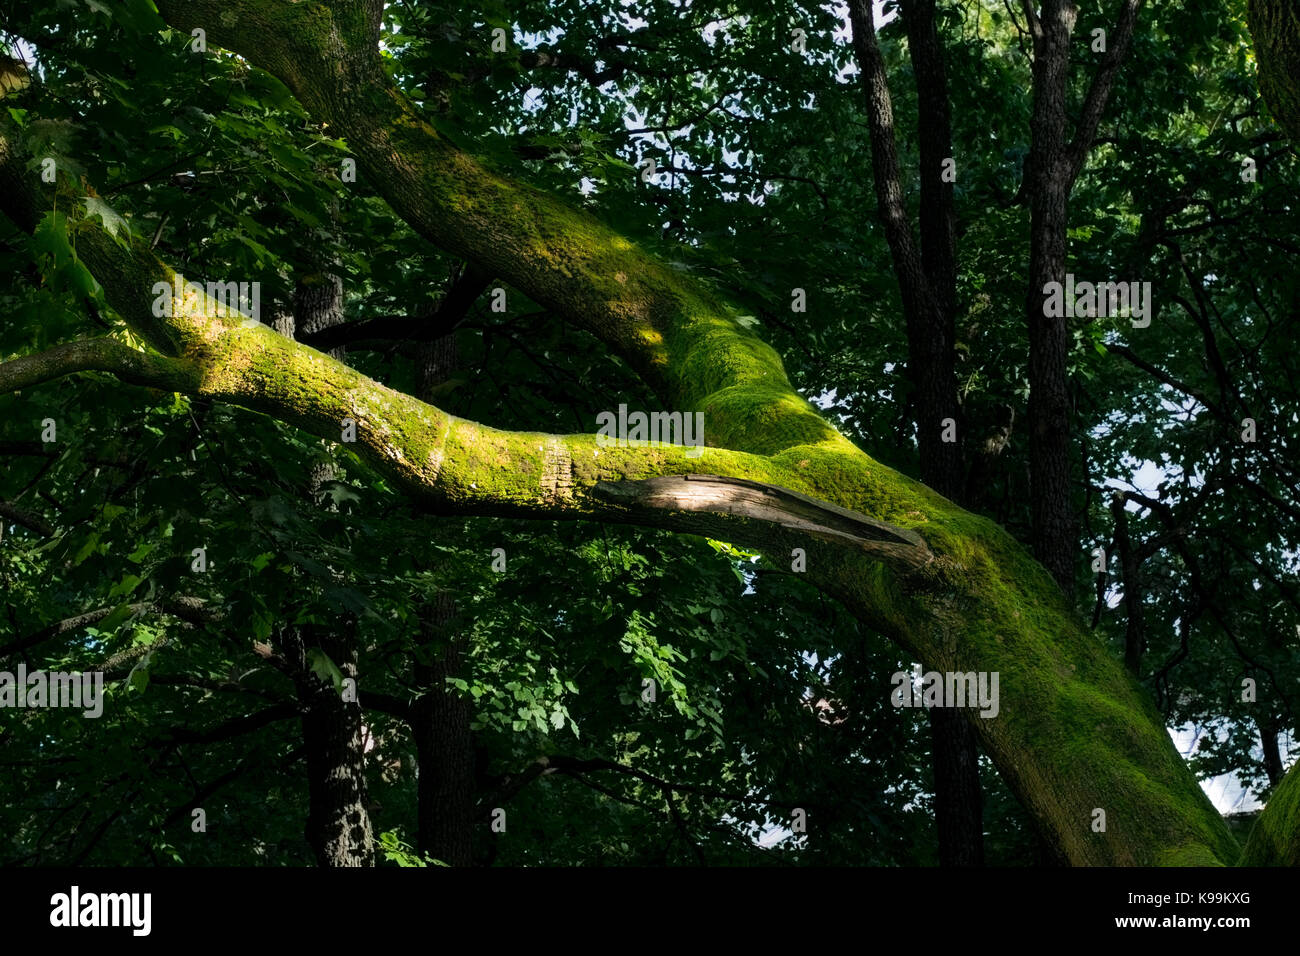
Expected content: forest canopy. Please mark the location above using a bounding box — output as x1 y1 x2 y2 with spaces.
0 0 1298 869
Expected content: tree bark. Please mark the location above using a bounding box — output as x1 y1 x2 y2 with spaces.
282 621 374 867
1255 714 1285 789
1248 1 1300 144
412 592 474 866
848 0 963 500
929 706 984 866
1110 497 1145 676
411 320 476 867
1022 0 1143 596
281 266 376 867
1023 1 1078 595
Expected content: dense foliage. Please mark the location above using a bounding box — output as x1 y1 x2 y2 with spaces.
1 0 1295 865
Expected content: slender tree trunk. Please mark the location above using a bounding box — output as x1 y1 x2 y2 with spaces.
1110 496 1145 675
283 621 374 866
412 592 474 865
1021 0 1144 596
1256 714 1285 789
1024 2 1078 596
849 0 982 866
411 321 476 866
279 266 376 866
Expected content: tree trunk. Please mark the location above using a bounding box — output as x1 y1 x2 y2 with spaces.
411 327 476 867
929 705 984 865
1024 1 1078 596
412 595 474 866
1248 1 1300 143
283 622 374 866
1256 714 1285 789
849 0 982 866
283 267 376 866
1110 497 1145 676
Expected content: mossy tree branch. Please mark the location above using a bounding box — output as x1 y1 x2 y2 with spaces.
0 1 1259 864
0 337 191 394
1241 757 1300 866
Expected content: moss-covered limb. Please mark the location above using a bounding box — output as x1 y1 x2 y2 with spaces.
1240 758 1300 865
0 337 192 394
135 2 1243 865
590 475 933 569
8 178 1241 866
152 0 836 462
0 5 1234 866
811 517 1241 866
1248 1 1300 143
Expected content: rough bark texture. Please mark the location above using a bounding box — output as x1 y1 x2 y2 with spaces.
1021 0 1144 596
282 622 374 867
1248 1 1300 144
0 0 1262 865
929 705 984 866
412 327 476 868
1023 1 1078 595
283 270 376 867
847 0 963 501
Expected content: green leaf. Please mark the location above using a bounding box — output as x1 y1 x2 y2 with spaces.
108 574 143 599
306 648 345 690
83 197 131 246
72 532 101 566
126 542 156 564
97 603 137 633
128 665 150 693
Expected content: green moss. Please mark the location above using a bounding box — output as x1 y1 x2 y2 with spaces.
697 385 837 455
1240 758 1300 865
1157 844 1227 867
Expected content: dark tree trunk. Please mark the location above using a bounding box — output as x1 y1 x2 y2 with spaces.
1257 714 1285 788
900 0 963 502
1110 496 1145 675
411 316 476 866
849 0 964 501
849 0 982 867
1024 1 1078 596
929 705 984 866
282 622 374 866
412 592 474 865
276 267 376 866
1021 0 1144 596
